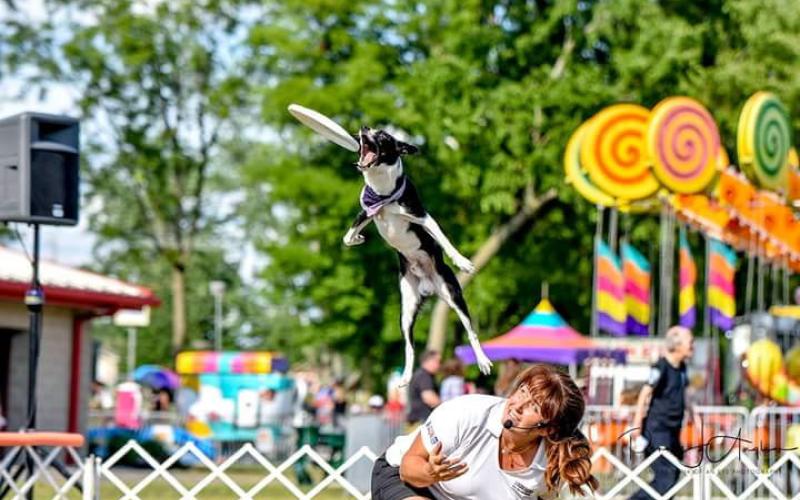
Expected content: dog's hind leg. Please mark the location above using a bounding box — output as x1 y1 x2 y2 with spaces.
434 266 493 375
398 271 423 387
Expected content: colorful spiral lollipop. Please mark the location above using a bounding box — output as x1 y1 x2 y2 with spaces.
581 104 658 200
564 120 615 207
647 97 721 194
737 92 792 190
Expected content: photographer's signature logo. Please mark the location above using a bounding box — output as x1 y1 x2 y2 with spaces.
616 420 798 468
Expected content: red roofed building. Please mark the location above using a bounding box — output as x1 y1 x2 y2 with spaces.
0 246 159 434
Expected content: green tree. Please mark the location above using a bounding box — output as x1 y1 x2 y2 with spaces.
239 0 612 384
241 0 800 387
3 0 255 352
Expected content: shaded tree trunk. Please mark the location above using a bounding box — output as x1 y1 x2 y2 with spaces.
426 187 557 353
171 264 187 351
426 21 575 355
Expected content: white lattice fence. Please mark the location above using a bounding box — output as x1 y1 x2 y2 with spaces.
591 447 698 499
704 445 800 500
0 443 91 499
96 441 378 499
6 441 800 499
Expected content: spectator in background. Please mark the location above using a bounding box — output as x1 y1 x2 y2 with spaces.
154 388 172 412
259 388 281 425
494 358 523 396
90 380 114 410
291 371 317 427
315 385 335 426
368 395 385 414
332 377 348 428
407 350 441 427
439 359 466 402
629 326 697 499
385 385 406 424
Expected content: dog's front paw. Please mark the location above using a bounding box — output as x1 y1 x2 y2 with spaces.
343 232 365 247
476 353 493 375
453 255 475 274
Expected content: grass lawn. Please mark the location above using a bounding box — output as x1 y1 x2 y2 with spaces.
31 465 366 499
99 466 365 499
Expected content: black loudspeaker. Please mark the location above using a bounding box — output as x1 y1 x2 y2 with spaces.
0 112 80 226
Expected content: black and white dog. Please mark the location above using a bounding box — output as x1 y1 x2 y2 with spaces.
343 127 493 385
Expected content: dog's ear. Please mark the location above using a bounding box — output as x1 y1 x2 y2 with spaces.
397 141 419 155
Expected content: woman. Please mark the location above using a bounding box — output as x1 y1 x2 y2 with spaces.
439 359 466 402
371 364 598 499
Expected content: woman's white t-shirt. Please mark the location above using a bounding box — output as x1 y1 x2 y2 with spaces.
385 395 555 499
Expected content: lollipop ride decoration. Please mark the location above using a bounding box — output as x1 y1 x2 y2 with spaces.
737 92 792 190
564 120 616 207
581 103 659 201
647 97 721 194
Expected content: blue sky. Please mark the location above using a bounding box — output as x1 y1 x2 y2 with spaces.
0 0 95 266
0 0 265 282
0 79 95 266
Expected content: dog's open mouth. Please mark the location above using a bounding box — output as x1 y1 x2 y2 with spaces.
358 132 378 169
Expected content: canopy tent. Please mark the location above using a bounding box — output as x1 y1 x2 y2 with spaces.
455 299 627 366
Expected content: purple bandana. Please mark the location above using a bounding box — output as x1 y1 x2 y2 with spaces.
360 176 407 217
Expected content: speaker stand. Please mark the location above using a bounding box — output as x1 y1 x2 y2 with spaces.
24 223 43 499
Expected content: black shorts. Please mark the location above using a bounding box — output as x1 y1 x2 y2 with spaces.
371 453 435 500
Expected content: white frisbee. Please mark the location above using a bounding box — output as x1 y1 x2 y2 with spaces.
288 104 360 152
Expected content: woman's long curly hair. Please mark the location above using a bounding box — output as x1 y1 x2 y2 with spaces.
511 364 599 496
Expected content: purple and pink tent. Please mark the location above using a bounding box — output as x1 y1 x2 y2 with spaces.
456 299 626 366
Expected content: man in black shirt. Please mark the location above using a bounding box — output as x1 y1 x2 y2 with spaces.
406 350 441 426
630 326 697 499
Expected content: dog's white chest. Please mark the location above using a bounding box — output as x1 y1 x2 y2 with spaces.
374 208 419 252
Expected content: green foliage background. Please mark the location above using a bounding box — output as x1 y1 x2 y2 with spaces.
2 0 799 388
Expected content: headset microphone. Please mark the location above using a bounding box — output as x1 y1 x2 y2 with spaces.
503 419 547 431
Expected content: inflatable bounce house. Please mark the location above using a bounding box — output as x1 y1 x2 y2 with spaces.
177 351 294 455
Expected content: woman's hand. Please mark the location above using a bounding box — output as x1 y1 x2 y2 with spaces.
425 442 468 482
400 433 468 487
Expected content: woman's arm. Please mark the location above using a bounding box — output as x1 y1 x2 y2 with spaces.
399 434 468 488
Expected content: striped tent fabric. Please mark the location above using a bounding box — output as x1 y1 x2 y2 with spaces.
678 227 697 329
707 239 737 330
455 299 627 364
622 243 651 336
596 240 626 336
